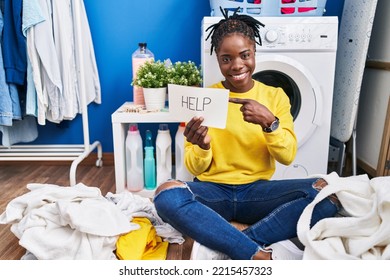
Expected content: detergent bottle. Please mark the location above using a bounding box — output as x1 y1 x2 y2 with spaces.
144 130 156 190
125 124 144 191
156 124 172 186
175 122 193 181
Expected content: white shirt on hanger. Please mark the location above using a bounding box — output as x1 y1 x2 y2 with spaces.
25 0 101 125
26 0 63 125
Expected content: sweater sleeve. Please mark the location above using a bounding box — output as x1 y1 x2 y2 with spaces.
263 87 297 165
184 140 213 177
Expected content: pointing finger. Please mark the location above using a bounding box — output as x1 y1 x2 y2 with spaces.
229 98 250 105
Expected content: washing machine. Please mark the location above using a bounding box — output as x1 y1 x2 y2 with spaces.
201 16 338 179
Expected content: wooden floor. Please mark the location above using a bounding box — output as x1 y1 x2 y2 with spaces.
0 161 193 260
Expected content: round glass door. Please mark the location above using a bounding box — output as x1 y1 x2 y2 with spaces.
252 70 301 121
253 54 322 147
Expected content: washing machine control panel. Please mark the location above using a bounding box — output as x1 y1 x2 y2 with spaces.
202 17 338 52
264 29 279 43
259 22 337 51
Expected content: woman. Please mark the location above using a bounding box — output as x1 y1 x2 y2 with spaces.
154 8 339 260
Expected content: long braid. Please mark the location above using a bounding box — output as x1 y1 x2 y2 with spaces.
206 7 265 55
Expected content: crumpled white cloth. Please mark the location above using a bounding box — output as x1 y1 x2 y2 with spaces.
105 191 185 244
0 183 133 260
297 172 390 259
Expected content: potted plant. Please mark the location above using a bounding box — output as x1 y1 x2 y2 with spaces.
167 61 202 86
132 60 169 110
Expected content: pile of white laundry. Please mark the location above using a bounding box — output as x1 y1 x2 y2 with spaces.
0 183 184 260
298 172 390 259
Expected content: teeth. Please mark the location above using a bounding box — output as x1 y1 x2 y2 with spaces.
232 73 246 80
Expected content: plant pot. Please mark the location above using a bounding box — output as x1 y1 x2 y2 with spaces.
143 87 167 110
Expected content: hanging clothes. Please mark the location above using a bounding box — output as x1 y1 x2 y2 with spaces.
1 0 100 147
26 0 64 125
2 0 26 85
52 0 79 120
0 1 38 147
70 0 101 113
0 10 20 126
22 0 46 118
52 0 101 120
25 0 101 125
0 116 38 147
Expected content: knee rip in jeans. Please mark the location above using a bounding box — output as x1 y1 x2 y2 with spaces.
154 179 189 197
312 178 340 207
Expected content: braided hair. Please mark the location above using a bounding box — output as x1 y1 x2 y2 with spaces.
206 7 265 55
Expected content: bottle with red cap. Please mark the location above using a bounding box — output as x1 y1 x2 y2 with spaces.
125 123 144 191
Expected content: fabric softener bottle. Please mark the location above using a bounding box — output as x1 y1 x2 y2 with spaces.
125 123 144 191
144 130 156 190
175 122 193 181
156 124 172 186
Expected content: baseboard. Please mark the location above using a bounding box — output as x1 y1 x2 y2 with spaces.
80 153 114 166
0 152 114 166
357 158 377 178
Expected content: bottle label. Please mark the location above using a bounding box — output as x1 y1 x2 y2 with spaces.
132 57 153 106
133 85 145 105
132 57 154 78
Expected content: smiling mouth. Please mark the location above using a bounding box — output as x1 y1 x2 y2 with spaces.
230 72 248 81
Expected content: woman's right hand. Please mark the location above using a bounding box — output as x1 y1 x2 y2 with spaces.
183 117 211 150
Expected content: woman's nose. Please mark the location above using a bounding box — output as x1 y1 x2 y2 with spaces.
231 58 244 70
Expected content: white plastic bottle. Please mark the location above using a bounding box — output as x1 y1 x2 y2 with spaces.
156 124 172 186
132 42 154 105
175 122 193 181
125 123 144 191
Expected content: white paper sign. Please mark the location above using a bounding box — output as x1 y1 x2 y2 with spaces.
168 84 229 129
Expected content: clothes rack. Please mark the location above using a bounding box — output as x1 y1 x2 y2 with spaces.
0 1 103 186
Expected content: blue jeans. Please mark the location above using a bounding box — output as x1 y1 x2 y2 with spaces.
154 177 339 260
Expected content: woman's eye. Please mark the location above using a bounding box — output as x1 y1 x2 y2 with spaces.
242 53 250 59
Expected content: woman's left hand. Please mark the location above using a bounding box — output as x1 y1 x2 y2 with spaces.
229 97 275 128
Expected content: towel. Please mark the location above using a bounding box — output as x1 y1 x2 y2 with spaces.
297 172 390 259
0 183 133 259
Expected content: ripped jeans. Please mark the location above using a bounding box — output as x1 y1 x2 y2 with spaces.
154 178 339 260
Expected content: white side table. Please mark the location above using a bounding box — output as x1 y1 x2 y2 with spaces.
111 102 179 197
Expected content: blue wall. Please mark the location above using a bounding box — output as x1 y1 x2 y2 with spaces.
29 0 344 153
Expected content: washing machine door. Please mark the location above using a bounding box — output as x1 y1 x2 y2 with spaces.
253 54 322 148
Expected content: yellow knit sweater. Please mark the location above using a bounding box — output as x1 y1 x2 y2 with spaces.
184 80 297 184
